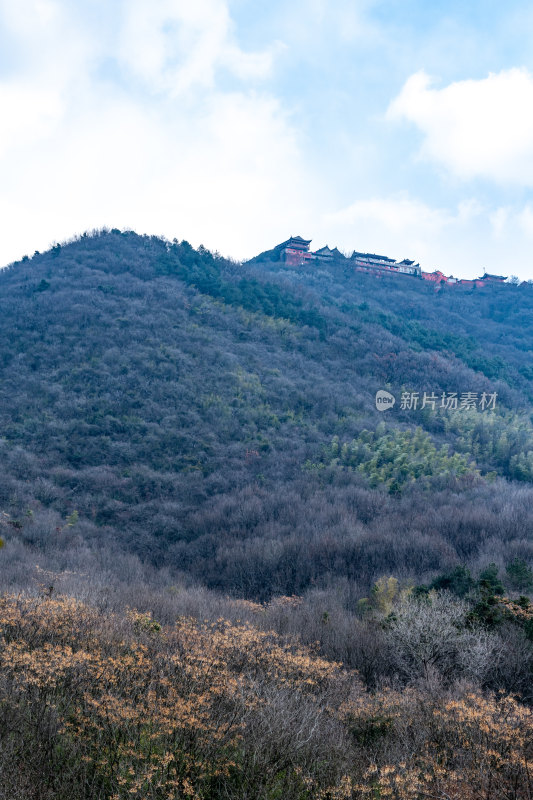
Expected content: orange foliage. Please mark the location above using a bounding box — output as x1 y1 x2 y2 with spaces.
0 592 531 799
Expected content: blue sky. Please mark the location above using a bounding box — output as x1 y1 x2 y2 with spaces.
2 0 533 278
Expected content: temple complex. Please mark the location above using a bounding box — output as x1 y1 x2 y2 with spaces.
250 236 512 286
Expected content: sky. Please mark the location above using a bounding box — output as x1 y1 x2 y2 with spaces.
2 1 533 278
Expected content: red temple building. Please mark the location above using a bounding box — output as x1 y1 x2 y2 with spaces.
250 237 512 288
422 270 448 283
274 236 314 266
422 270 461 285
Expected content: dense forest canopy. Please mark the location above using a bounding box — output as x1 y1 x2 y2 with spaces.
0 228 532 600
1 229 533 799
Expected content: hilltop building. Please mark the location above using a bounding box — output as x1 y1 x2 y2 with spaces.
260 237 348 266
422 270 462 285
422 270 446 284
254 238 420 274
480 273 507 283
421 271 506 287
459 278 488 287
248 236 512 287
422 271 488 287
274 236 314 266
396 259 421 275
352 251 421 277
314 245 346 262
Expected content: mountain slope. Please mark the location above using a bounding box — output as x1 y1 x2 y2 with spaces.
0 229 532 599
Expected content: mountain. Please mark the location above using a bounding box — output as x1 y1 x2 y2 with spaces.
0 228 533 600
1 229 533 800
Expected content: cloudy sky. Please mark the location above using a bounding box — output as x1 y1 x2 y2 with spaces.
2 0 533 278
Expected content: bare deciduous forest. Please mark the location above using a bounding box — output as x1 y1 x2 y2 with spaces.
0 229 532 798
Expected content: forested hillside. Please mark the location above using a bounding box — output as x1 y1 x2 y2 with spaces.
0 229 533 600
1 229 533 798
1 591 531 800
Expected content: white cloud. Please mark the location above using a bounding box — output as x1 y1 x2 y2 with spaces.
490 207 509 239
313 0 377 41
1 0 62 40
0 87 310 262
518 205 533 238
117 0 277 95
274 0 379 52
387 68 533 185
0 0 97 78
328 195 451 235
0 82 63 155
0 0 311 264
323 194 533 279
4 1 533 280
324 194 454 265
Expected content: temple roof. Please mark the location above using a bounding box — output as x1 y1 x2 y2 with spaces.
314 245 346 258
480 273 507 280
352 251 396 263
275 235 312 249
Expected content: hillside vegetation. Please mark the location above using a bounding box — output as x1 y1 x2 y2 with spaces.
0 229 532 599
1 229 533 797
0 590 531 800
